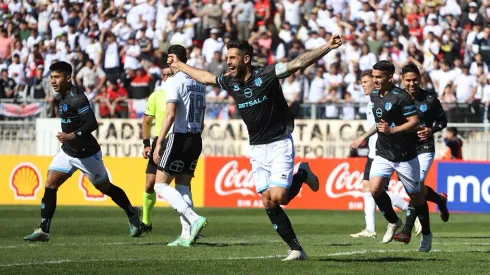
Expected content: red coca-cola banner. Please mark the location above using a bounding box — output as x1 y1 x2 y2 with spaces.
203 157 437 212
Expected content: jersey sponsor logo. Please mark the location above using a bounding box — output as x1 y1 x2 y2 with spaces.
390 122 395 128
238 95 267 109
233 84 240 91
419 104 428 112
214 160 256 197
254 77 263 87
9 163 42 200
393 91 400 94
61 118 72 124
384 101 392 111
244 88 253 98
375 108 383 117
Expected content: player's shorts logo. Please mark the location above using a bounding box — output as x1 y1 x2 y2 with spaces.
385 101 392 111
9 163 42 200
244 88 253 98
375 108 383 117
419 104 427 112
78 171 112 201
254 77 262 87
169 160 185 173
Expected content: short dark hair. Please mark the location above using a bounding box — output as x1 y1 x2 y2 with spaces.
168 44 188 63
401 63 421 76
226 40 254 59
373 60 395 75
361 69 372 78
49 61 72 75
447 127 458 136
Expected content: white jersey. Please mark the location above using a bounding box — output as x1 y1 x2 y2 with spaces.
366 101 377 159
165 72 206 134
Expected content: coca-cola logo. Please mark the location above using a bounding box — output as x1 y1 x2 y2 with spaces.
325 162 409 199
215 161 256 197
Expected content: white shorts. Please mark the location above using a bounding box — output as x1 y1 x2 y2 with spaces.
418 152 434 182
370 155 421 194
249 134 294 194
48 150 108 185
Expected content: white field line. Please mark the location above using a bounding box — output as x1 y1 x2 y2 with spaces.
326 248 490 256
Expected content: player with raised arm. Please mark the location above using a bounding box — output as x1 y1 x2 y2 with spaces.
393 63 449 244
368 60 433 252
350 70 421 238
167 36 342 260
24 61 142 242
152 45 207 247
140 65 174 233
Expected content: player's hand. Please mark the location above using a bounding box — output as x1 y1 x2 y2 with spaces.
142 146 151 159
377 119 392 134
350 137 364 149
56 132 75 143
153 145 161 164
328 33 342 50
167 53 181 69
417 127 432 141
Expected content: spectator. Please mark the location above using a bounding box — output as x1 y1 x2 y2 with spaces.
107 80 129 118
0 28 13 60
0 69 16 99
281 74 301 116
202 29 224 64
76 59 106 92
454 65 478 104
234 0 255 41
441 127 463 160
27 65 46 100
206 51 227 77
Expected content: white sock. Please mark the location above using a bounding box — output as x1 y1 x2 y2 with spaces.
387 191 408 211
176 184 192 239
154 183 200 224
363 192 376 232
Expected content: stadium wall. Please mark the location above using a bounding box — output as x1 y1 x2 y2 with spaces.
1 156 489 213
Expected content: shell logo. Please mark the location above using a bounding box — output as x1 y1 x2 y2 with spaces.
9 163 42 200
78 170 113 201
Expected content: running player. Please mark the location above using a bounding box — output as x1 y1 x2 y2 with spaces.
350 70 421 238
24 61 142 242
368 60 432 252
152 45 207 247
393 63 449 244
140 65 173 233
167 37 342 260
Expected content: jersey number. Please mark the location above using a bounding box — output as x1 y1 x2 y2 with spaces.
188 94 204 123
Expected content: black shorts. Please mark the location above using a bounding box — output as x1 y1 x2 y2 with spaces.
145 137 168 174
363 157 373 181
157 133 202 177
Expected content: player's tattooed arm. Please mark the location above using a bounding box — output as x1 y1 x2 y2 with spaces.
167 53 217 86
390 115 420 134
351 125 377 149
280 34 342 78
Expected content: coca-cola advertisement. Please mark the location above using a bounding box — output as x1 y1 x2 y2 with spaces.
204 157 437 212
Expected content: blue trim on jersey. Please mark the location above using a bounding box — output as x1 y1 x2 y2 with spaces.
257 185 269 194
217 75 226 90
403 110 417 116
78 106 90 114
91 173 108 185
48 167 73 174
369 173 391 179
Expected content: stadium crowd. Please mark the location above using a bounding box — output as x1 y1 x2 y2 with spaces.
0 0 488 122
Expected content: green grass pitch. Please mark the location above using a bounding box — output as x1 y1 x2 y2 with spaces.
2 206 489 274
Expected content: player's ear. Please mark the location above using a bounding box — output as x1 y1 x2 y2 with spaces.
243 54 251 64
66 73 72 83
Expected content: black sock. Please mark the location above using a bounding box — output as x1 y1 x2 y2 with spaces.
403 201 417 235
415 201 431 235
288 169 307 203
40 188 57 233
104 184 135 218
265 205 302 251
373 191 399 224
425 186 442 205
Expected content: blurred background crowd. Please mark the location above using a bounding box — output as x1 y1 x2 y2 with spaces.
0 0 488 122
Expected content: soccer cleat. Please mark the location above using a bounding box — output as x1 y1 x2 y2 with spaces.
438 193 450 222
393 232 411 244
24 228 51 242
414 217 422 236
350 229 376 238
128 207 143 237
141 223 153 233
167 236 192 247
189 216 207 243
419 233 432 252
382 218 403 244
282 250 308 261
299 162 319 192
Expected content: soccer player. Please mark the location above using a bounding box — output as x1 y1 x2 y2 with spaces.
167 37 343 260
24 61 142 242
152 45 207 247
140 65 174 233
368 60 433 252
350 70 421 238
393 63 449 244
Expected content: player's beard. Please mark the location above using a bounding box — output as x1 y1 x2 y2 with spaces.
236 63 247 79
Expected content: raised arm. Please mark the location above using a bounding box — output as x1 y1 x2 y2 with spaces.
168 54 217 86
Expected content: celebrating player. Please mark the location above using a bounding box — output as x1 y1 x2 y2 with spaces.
24 61 142 242
393 63 450 244
167 36 343 260
368 60 433 252
140 65 174 233
350 70 421 238
152 45 207 247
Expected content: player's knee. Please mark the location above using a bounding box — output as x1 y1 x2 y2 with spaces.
410 191 426 206
95 180 111 193
145 177 156 193
45 181 58 189
361 180 370 192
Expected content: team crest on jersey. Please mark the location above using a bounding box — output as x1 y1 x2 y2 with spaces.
254 77 263 87
419 104 428 112
384 101 392 111
244 88 253 98
233 84 240 91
